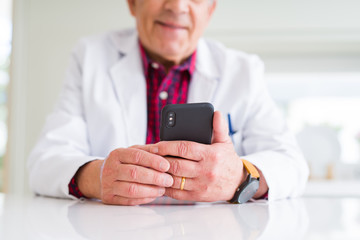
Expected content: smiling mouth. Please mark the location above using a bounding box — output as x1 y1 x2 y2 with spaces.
156 21 187 30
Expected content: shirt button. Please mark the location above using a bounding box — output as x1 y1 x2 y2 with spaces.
159 91 168 100
151 62 159 69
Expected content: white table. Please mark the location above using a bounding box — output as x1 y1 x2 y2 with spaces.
305 180 360 197
1 193 360 239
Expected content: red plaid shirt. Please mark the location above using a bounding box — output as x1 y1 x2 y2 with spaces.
68 42 196 198
140 44 196 144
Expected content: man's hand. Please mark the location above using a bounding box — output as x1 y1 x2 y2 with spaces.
135 111 268 202
75 147 174 205
133 111 243 202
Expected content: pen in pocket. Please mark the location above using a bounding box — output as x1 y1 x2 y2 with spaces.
227 113 236 144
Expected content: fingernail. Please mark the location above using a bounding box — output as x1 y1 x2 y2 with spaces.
159 161 169 171
163 176 173 187
158 188 165 195
151 146 159 154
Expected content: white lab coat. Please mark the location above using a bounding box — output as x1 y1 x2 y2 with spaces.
28 29 309 201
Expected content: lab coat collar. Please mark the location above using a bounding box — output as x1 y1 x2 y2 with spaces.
109 29 138 56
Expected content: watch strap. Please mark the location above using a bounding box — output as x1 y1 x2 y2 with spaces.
242 159 260 179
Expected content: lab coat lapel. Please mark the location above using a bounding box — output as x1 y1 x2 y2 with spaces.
110 32 147 146
188 39 219 103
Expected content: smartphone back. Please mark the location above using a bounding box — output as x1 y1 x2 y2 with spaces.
160 103 214 144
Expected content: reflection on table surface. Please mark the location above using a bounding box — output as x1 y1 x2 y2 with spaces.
0 194 360 239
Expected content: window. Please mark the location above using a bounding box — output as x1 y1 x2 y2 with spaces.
0 0 12 191
267 73 360 180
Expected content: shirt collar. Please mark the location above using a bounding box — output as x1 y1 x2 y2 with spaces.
139 40 197 77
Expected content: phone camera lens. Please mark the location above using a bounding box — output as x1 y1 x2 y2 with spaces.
167 112 176 127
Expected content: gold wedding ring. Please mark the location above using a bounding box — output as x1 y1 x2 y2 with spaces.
180 177 186 190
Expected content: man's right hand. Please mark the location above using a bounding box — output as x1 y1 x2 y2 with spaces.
75 147 174 205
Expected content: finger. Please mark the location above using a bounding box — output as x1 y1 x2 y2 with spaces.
118 164 173 187
165 156 200 178
149 141 205 161
165 188 197 201
171 176 196 191
110 148 170 172
130 144 154 153
102 195 157 206
112 181 166 199
212 111 232 144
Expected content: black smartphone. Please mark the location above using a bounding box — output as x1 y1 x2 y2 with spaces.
160 103 214 144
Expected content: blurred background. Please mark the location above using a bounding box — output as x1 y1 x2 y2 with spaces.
1 0 360 195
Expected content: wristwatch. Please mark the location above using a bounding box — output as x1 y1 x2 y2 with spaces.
229 159 260 204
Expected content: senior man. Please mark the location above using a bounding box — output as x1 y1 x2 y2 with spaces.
28 0 309 205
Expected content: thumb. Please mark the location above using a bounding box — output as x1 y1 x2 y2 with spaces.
211 111 232 144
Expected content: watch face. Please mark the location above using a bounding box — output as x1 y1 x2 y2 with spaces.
238 180 259 204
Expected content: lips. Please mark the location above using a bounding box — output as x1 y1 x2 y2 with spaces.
155 21 187 30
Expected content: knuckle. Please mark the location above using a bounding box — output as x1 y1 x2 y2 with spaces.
133 150 143 165
178 141 189 156
129 166 138 181
127 183 138 197
108 149 119 160
206 170 217 182
108 148 126 165
171 160 181 175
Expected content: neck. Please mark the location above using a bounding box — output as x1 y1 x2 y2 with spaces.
140 45 193 72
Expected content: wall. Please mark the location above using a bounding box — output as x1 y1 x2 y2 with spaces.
7 0 360 194
8 0 133 194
